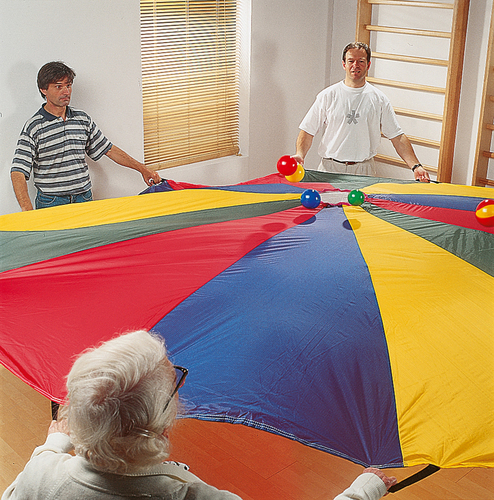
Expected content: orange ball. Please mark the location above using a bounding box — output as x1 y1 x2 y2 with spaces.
285 164 305 183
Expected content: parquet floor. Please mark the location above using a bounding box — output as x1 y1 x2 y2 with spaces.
1 364 492 499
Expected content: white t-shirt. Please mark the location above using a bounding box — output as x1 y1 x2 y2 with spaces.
299 81 403 162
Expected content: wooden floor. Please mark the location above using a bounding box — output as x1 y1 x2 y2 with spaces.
1 364 493 499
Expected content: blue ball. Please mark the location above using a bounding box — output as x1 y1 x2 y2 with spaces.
301 189 321 209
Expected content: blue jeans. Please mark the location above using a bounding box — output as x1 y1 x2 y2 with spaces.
35 190 93 209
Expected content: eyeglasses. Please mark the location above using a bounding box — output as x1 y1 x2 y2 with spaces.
163 365 188 413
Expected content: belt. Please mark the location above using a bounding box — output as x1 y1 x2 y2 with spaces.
326 158 358 165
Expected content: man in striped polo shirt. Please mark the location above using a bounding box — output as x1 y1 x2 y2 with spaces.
11 61 161 211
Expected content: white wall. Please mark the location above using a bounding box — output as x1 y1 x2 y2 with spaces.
247 1 330 178
453 0 493 185
0 0 491 215
329 0 494 184
0 0 150 215
0 0 331 216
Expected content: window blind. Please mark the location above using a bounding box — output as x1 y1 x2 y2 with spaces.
141 0 241 170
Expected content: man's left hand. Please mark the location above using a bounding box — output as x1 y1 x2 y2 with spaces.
414 166 430 183
142 167 162 186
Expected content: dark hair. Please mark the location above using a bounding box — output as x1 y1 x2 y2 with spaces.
342 42 371 63
37 61 76 99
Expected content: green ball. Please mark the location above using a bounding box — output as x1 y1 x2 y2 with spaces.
348 189 365 206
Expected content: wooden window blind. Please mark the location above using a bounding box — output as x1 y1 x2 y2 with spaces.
141 0 241 170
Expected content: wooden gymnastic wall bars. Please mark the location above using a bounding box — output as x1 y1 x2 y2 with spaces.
356 0 470 183
472 1 494 187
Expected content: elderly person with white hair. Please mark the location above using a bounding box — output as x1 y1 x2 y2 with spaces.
2 330 396 500
2 330 240 499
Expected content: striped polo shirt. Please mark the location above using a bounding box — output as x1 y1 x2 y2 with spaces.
11 105 112 195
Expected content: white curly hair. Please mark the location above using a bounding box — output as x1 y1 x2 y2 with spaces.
60 330 179 474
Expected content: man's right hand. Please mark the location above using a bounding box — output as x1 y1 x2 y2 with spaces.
11 171 34 211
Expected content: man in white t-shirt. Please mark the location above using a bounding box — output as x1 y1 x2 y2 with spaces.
293 42 430 182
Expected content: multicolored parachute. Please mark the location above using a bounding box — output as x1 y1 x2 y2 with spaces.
1 171 493 470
